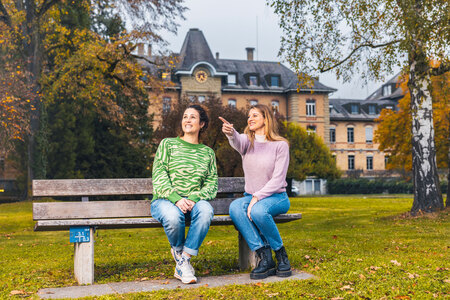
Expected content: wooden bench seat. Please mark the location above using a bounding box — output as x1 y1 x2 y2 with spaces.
32 177 301 284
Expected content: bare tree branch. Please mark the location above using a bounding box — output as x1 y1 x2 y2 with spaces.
0 0 12 27
37 0 61 18
319 39 404 73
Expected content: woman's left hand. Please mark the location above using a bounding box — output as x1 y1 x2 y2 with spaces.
247 196 258 221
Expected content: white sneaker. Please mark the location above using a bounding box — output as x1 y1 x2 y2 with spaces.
171 248 182 264
171 248 195 275
174 256 197 284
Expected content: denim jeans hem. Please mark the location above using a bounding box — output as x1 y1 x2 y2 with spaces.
183 246 198 256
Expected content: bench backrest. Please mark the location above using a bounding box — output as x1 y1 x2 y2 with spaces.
33 178 245 220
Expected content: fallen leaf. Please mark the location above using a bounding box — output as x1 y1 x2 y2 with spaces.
10 290 25 295
140 277 148 281
359 274 366 279
333 235 338 239
305 255 310 259
443 279 450 284
108 244 112 247
394 296 410 299
161 280 169 285
203 284 209 287
356 258 363 262
267 292 279 297
391 260 401 266
340 285 353 291
331 297 344 300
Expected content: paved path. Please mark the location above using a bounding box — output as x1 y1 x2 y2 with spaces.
37 270 313 299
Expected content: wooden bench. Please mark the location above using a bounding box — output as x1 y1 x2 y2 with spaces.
32 177 302 285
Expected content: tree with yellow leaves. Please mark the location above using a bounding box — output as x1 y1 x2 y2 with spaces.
376 73 450 207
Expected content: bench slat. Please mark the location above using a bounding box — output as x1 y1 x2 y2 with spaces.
33 198 238 220
34 214 302 231
33 201 151 220
32 177 245 197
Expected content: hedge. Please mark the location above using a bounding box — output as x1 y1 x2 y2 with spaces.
328 178 448 194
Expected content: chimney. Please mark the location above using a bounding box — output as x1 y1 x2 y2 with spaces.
147 44 152 57
216 52 219 59
137 43 144 56
246 47 255 61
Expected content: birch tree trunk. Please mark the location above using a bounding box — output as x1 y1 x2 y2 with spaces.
409 56 444 213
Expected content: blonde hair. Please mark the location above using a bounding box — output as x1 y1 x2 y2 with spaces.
244 104 288 148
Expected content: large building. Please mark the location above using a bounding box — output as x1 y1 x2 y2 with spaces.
329 74 404 176
140 28 336 143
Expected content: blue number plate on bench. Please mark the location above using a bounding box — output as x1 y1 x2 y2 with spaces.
70 226 91 243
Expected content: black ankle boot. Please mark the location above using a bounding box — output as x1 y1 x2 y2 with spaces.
275 246 292 277
250 246 276 279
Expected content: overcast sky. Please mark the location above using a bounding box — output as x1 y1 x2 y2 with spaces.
162 0 398 99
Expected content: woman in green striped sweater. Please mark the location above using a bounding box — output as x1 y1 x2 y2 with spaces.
151 105 218 284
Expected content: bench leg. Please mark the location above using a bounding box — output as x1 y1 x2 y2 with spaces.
74 227 94 285
238 232 258 270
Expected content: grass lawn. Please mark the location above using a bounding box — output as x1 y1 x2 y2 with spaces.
0 195 449 299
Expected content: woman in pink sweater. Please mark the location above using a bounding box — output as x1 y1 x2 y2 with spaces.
221 104 292 279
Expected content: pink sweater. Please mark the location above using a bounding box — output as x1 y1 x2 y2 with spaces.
227 129 289 200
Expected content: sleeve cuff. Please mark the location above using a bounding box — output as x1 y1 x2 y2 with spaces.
168 191 183 204
188 194 200 202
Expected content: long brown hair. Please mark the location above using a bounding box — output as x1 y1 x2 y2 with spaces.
244 104 288 148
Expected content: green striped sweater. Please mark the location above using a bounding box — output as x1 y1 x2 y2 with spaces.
152 137 218 203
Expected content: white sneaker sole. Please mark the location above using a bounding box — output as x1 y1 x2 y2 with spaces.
174 271 197 284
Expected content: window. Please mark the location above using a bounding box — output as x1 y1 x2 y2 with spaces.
329 127 336 143
348 155 355 170
270 75 280 87
271 100 279 112
0 157 4 175
306 99 316 116
162 97 171 114
347 127 354 143
385 106 393 110
307 125 316 135
329 104 334 114
250 99 258 106
385 155 390 168
351 104 359 114
198 95 205 103
365 127 373 143
382 84 392 96
227 73 237 85
367 156 373 170
369 105 377 115
228 99 237 107
249 75 258 86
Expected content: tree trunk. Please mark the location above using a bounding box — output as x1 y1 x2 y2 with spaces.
409 58 444 213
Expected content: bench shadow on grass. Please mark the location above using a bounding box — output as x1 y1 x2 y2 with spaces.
93 256 241 282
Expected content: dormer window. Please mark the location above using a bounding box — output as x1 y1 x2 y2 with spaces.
368 105 376 115
270 75 280 87
382 84 392 96
249 75 258 86
351 104 359 114
227 73 237 85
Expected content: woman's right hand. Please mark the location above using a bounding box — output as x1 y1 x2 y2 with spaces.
219 117 234 137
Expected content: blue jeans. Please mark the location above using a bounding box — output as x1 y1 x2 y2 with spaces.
229 192 290 251
151 199 214 256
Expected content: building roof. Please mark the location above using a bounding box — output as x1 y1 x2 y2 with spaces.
177 28 222 72
365 73 406 102
141 28 336 94
217 59 336 93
